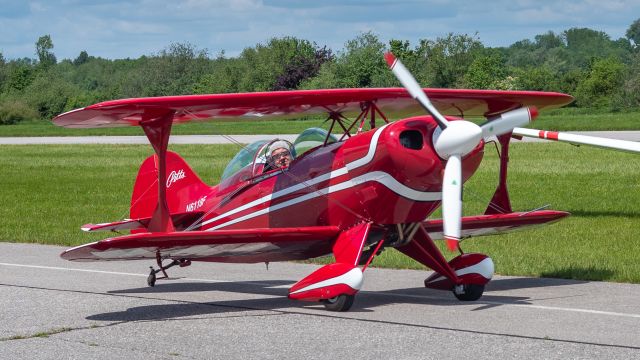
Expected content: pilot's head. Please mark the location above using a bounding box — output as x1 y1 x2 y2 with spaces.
268 141 293 168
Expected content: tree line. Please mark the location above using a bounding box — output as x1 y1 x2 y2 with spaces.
1 18 640 125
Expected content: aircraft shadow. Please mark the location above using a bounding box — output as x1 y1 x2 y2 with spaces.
88 276 589 322
110 280 292 297
485 276 590 291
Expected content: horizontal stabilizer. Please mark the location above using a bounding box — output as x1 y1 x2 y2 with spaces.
82 219 145 232
62 226 340 262
81 212 206 232
424 210 569 240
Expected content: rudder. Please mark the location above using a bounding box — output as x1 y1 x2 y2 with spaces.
130 151 211 220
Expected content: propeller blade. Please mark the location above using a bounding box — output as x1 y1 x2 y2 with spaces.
513 127 640 154
384 52 449 129
442 154 462 252
481 107 538 139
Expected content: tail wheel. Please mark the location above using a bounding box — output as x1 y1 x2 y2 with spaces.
453 284 484 301
147 267 156 287
322 294 355 312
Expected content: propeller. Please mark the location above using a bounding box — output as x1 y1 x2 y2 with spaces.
384 52 538 251
384 52 449 130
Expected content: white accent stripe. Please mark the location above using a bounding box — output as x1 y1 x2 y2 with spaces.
3 262 640 319
201 124 391 228
346 123 390 170
426 257 495 284
64 241 99 253
290 267 364 295
201 168 347 227
352 171 441 201
209 171 441 230
455 257 494 279
425 275 447 284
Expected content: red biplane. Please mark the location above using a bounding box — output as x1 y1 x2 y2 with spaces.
53 53 639 311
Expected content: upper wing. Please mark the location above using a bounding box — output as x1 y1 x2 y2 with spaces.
424 210 569 240
61 226 340 263
53 88 573 128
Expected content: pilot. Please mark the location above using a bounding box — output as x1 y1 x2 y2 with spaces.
265 140 293 171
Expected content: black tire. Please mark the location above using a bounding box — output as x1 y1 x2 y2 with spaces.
322 294 355 312
147 272 156 287
453 284 484 301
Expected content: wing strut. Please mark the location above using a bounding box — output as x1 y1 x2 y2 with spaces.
140 109 176 232
485 133 513 214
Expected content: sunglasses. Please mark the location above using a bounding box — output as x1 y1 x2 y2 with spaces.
271 150 291 161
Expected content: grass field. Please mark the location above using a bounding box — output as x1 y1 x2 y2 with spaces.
0 118 328 137
0 142 639 283
1 108 639 136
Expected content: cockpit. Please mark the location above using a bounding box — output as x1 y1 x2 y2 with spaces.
219 128 337 187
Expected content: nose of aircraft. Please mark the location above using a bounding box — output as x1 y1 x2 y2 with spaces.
382 117 484 192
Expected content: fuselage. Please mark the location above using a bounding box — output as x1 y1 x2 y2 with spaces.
199 116 484 233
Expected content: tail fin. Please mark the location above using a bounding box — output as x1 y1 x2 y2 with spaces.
130 151 211 220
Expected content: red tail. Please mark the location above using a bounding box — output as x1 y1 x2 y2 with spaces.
130 151 211 220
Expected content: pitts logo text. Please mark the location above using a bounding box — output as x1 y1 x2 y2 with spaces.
166 169 186 188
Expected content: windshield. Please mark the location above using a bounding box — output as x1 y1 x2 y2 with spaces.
220 128 338 181
293 127 337 156
220 140 268 181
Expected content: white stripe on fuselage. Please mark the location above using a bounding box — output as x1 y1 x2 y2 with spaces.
200 124 391 228
201 167 347 227
208 171 441 230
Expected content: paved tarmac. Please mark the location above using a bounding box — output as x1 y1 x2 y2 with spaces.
1 131 639 145
1 242 639 359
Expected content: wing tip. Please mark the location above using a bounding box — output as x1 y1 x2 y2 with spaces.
529 106 539 121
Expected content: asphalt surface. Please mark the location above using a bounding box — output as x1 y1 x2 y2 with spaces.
1 242 639 359
1 131 640 144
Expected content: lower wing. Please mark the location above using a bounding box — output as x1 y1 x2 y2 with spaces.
62 226 340 263
424 210 569 240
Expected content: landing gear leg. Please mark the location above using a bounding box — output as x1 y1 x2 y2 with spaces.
146 252 191 287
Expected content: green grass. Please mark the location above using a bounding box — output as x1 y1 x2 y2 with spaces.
530 108 640 131
0 144 238 245
0 142 639 283
0 118 330 137
1 327 73 341
1 108 639 136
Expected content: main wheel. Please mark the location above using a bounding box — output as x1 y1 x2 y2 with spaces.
453 284 484 301
322 294 355 312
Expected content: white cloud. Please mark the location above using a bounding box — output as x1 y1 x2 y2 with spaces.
1 0 640 60
28 1 47 12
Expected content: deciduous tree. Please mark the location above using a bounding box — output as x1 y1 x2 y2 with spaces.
35 35 56 67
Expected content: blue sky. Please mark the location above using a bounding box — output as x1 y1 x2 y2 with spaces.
1 0 640 60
